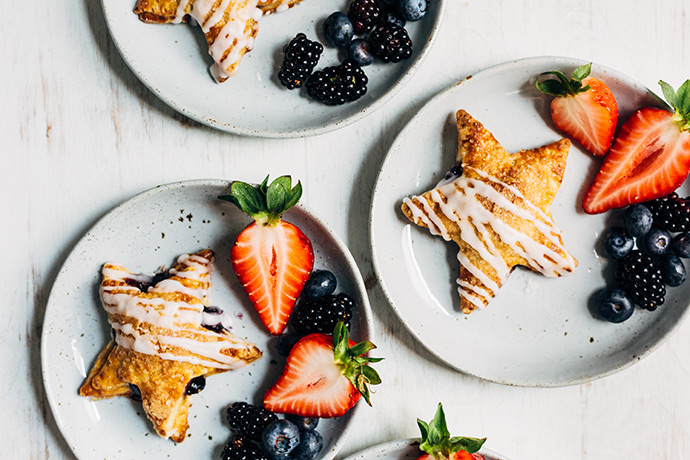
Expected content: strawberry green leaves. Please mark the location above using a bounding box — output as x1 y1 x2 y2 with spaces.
332 322 383 406
219 175 303 227
659 79 690 131
418 403 486 458
536 62 593 97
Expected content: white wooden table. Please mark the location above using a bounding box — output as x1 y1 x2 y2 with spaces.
4 1 690 459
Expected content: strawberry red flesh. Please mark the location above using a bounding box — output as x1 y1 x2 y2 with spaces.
221 175 314 335
583 107 690 214
536 63 618 157
264 333 359 418
550 77 618 156
264 323 382 418
232 220 313 335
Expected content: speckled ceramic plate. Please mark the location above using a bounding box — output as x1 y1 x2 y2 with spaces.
41 179 374 460
342 438 511 460
370 56 690 387
100 0 445 138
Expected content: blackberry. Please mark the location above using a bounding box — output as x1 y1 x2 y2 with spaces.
616 250 665 311
278 33 323 90
369 23 413 63
643 193 690 232
348 0 383 33
221 439 269 460
306 60 368 106
226 402 278 442
291 293 355 333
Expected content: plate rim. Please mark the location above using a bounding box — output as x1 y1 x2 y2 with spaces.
369 55 686 387
99 0 447 139
40 178 375 459
340 437 510 460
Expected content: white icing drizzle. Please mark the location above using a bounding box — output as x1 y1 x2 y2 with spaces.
173 0 262 82
100 253 255 369
405 165 576 308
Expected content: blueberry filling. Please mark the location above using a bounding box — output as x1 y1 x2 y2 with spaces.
202 306 227 333
124 272 170 292
129 384 142 401
185 375 206 395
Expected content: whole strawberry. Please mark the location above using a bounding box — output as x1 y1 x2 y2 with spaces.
416 404 485 460
583 79 690 214
536 62 618 157
263 322 382 418
220 176 314 335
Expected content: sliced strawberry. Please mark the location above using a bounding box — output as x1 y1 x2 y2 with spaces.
417 453 484 460
416 403 485 460
263 323 382 418
220 176 314 335
583 80 690 214
536 63 618 156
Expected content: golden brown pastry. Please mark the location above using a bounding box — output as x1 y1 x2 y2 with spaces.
401 110 577 313
133 0 263 82
133 0 304 82
257 0 303 14
79 249 262 442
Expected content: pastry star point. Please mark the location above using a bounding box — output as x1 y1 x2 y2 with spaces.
402 110 577 313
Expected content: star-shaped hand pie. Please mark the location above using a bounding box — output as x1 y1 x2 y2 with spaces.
79 249 262 443
133 0 303 82
401 110 578 314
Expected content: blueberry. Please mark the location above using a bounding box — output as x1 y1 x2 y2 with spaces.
662 253 687 286
595 288 634 323
303 270 337 299
383 11 406 27
672 232 690 258
346 39 375 66
624 204 653 238
262 419 300 457
276 332 306 356
285 414 319 431
601 227 634 259
290 429 323 460
642 228 671 256
323 12 354 48
185 375 205 395
396 0 429 21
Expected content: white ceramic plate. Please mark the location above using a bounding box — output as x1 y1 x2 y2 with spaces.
342 438 510 460
101 0 445 138
41 180 374 459
370 56 690 387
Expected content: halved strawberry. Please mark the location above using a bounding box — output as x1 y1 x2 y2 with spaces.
263 322 382 418
583 80 690 214
416 403 486 460
220 176 314 335
536 63 618 156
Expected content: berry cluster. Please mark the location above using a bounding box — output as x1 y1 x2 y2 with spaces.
325 0 420 66
275 269 357 356
276 0 429 105
596 193 690 322
221 402 323 460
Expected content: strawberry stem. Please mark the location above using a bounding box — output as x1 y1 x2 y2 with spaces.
332 322 382 406
536 62 593 97
417 403 486 458
659 79 690 132
219 175 303 227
